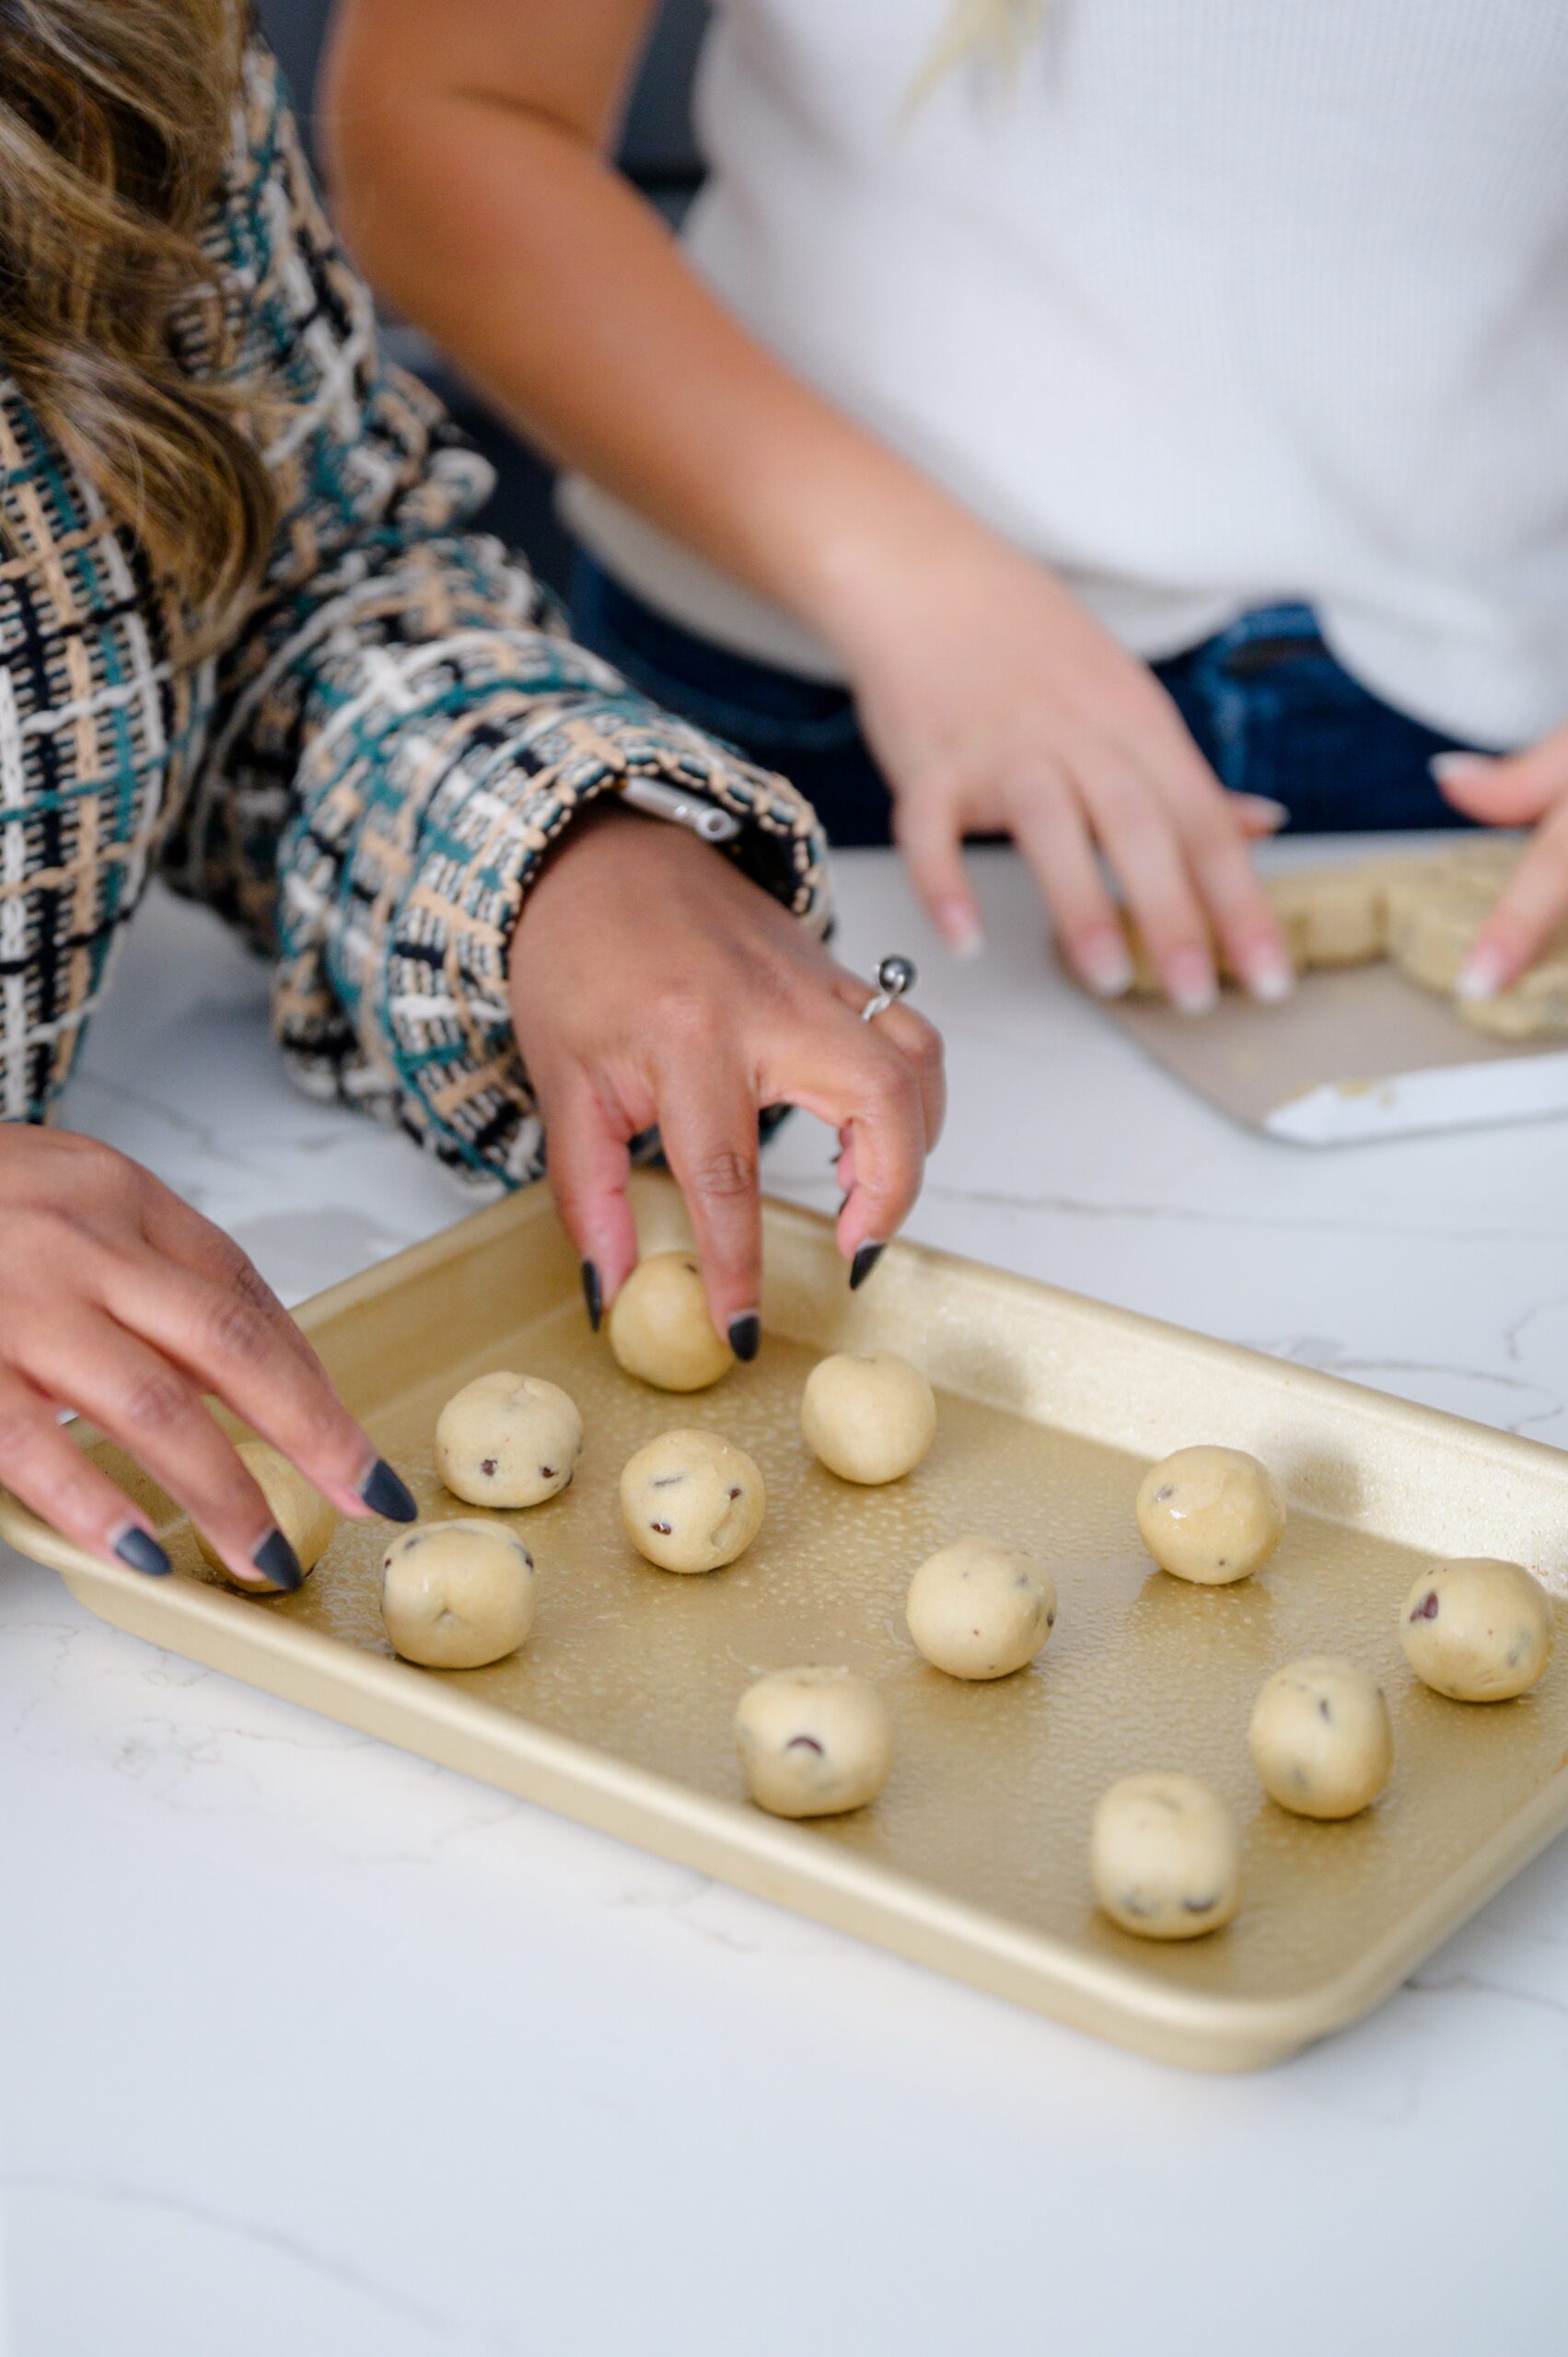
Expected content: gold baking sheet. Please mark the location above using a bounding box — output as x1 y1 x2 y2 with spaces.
5 1174 1568 2072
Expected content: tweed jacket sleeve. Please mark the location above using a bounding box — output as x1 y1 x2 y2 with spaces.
0 38 830 1186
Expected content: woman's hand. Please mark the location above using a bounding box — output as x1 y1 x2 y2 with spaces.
0 1128 415 1584
509 806 945 1349
830 520 1292 1008
1434 736 1568 996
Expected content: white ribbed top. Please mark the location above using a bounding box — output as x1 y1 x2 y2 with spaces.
565 0 1568 748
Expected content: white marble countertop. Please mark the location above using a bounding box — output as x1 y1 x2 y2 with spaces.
6 846 1568 2356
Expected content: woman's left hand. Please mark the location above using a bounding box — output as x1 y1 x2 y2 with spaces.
507 805 945 1348
1434 732 1568 995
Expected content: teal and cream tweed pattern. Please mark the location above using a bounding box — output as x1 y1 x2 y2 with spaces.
2 39 829 1185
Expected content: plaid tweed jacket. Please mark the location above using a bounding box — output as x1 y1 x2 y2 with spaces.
0 39 828 1186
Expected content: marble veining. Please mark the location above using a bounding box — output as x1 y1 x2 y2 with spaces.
5 849 1568 2355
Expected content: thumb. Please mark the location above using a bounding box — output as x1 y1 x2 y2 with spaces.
1431 737 1568 827
892 795 984 959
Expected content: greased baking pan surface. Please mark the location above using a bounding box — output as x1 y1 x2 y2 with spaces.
5 1175 1566 2071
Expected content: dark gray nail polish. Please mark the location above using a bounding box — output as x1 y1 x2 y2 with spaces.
581 1260 603 1332
114 1527 171 1578
849 1241 886 1291
728 1312 761 1364
360 1457 417 1522
252 1527 304 1592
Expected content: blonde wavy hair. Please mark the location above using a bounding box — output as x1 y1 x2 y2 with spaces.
0 0 275 641
912 0 1050 106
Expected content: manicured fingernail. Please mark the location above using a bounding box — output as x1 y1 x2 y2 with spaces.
1430 751 1493 785
251 1527 304 1592
359 1457 417 1522
1246 947 1295 1004
1079 933 1134 998
1167 951 1218 1015
938 902 984 960
728 1311 761 1363
849 1240 885 1291
1457 944 1508 1002
113 1525 171 1578
581 1260 603 1332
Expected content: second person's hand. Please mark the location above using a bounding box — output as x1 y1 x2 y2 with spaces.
829 515 1293 1009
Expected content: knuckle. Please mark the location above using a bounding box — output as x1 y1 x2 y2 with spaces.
857 1050 921 1120
202 1291 273 1370
691 1144 758 1203
119 1367 192 1437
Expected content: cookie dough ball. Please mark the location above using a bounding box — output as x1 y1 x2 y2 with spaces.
801 1351 936 1486
434 1371 582 1509
1091 1772 1241 1940
735 1666 893 1818
608 1252 732 1392
195 1438 337 1584
1135 1446 1285 1585
380 1519 536 1669
1400 1558 1554 1702
1249 1656 1392 1819
620 1428 764 1573
906 1538 1057 1679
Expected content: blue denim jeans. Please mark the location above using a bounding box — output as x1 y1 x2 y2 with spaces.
570 556 1481 847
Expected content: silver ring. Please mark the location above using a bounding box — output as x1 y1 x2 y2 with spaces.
860 954 918 1023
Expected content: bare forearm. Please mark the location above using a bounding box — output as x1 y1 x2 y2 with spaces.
324 13 979 654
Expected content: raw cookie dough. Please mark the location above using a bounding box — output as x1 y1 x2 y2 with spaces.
734 1666 893 1817
620 1428 764 1572
380 1518 536 1669
1121 842 1568 1042
434 1371 583 1509
1134 1445 1285 1585
1249 1656 1392 1818
194 1438 337 1584
1091 1771 1241 1940
608 1252 733 1391
1400 1557 1554 1701
800 1351 936 1485
906 1538 1057 1679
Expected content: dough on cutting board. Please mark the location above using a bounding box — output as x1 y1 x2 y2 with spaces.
194 1438 337 1585
435 1372 582 1508
801 1351 936 1485
734 1666 893 1817
608 1252 733 1391
1249 1656 1392 1818
1134 1445 1285 1585
1400 1557 1554 1701
620 1428 764 1572
380 1518 536 1669
1091 1771 1240 1939
1121 840 1568 1039
905 1538 1057 1679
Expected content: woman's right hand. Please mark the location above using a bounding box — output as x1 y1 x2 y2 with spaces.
830 517 1293 1008
0 1127 414 1585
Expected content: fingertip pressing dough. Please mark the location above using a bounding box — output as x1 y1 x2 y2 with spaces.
906 1538 1057 1679
734 1666 893 1817
620 1428 764 1572
1091 1771 1241 1940
195 1438 337 1584
380 1518 536 1669
608 1252 733 1391
1249 1656 1392 1818
801 1351 936 1486
1135 1445 1285 1585
1400 1557 1554 1702
434 1371 582 1508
